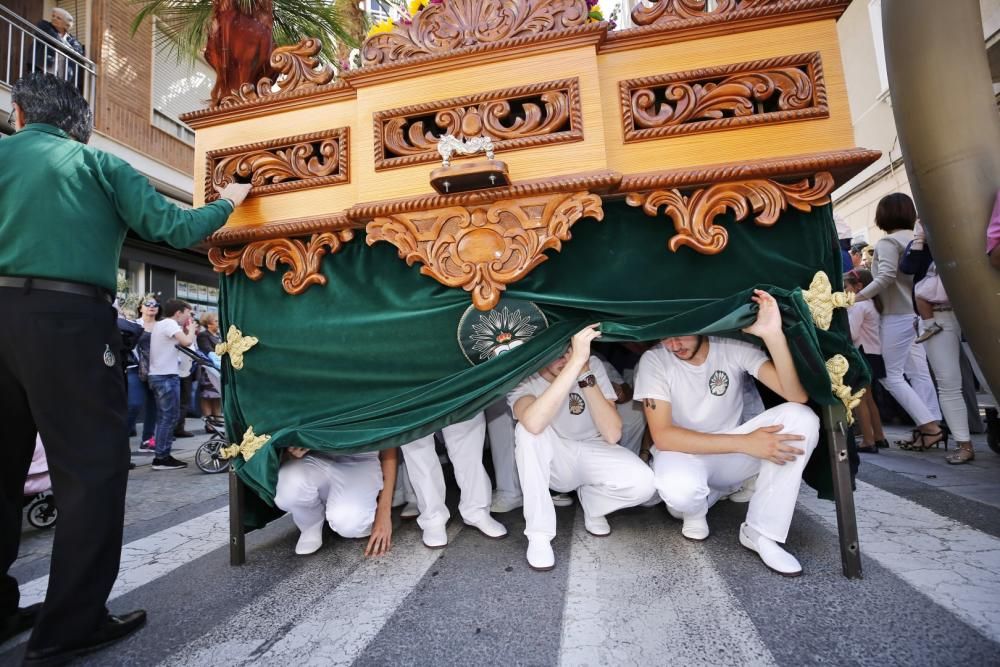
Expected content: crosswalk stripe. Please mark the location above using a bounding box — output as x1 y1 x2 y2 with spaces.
161 522 464 666
798 480 1000 643
18 506 229 608
559 507 776 667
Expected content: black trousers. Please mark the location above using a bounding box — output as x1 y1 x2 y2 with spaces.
0 286 129 650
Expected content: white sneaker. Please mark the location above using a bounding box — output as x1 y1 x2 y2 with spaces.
526 538 555 571
681 512 709 541
490 493 524 513
294 522 324 555
400 502 419 519
727 475 757 503
465 515 508 539
551 493 573 507
584 514 611 537
422 524 448 549
739 522 802 577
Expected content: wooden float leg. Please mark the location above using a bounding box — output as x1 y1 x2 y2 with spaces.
821 404 863 579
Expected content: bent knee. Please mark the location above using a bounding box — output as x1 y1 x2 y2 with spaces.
326 505 374 538
656 476 708 514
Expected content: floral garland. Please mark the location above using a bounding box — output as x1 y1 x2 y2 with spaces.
366 0 605 39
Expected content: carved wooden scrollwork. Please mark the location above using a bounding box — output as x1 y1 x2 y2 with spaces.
366 191 603 310
207 230 355 295
217 38 337 107
361 0 591 66
620 53 826 141
631 0 776 25
624 172 834 255
206 128 349 200
374 78 582 170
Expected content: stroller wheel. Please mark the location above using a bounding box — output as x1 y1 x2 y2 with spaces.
195 437 231 474
27 495 57 529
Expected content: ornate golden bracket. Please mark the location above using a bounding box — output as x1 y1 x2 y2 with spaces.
215 325 259 371
208 230 355 295
366 191 603 310
802 271 854 330
220 426 271 461
826 354 865 424
624 172 834 255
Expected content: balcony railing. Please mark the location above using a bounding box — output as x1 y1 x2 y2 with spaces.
0 4 97 106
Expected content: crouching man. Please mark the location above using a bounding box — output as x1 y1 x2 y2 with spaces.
274 446 398 557
509 324 655 571
634 290 819 577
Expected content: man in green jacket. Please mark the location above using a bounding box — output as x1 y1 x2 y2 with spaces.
0 73 250 666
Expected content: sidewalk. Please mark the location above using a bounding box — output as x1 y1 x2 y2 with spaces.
129 416 216 467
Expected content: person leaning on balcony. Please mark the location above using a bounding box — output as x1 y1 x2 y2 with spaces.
0 73 251 666
34 8 85 80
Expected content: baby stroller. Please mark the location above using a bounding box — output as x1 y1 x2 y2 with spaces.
176 345 231 474
23 436 57 530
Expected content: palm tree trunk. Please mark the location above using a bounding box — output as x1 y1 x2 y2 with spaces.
205 0 275 105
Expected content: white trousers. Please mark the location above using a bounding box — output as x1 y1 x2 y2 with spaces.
879 313 942 426
273 453 382 538
514 424 656 540
392 460 417 506
401 412 492 530
924 310 970 441
617 400 647 456
485 399 521 501
652 403 819 543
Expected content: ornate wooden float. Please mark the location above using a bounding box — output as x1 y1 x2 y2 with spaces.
180 0 879 577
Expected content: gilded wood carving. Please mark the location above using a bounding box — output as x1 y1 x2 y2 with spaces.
366 191 603 310
624 172 834 255
631 0 776 25
206 128 349 201
207 230 355 295
361 0 591 66
217 38 337 108
620 53 826 142
374 78 583 170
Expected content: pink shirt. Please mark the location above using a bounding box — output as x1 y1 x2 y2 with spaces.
848 300 881 355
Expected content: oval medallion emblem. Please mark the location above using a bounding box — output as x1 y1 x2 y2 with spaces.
457 298 548 365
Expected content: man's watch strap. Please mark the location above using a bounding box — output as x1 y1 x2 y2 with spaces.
577 373 597 389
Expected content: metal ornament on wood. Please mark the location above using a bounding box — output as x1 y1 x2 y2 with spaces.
431 135 511 194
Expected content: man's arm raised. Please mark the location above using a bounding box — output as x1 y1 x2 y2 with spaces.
742 289 809 404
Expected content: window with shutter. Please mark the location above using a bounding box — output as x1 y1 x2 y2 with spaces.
150 22 215 146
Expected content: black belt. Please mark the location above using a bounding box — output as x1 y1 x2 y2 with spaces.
0 276 113 303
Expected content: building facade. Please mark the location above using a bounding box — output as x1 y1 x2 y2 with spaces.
1 0 220 317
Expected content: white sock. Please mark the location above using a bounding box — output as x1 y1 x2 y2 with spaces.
920 318 935 332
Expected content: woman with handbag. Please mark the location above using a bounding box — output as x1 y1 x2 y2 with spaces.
854 193 944 451
900 223 975 464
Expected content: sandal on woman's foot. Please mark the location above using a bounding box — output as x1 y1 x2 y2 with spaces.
875 439 890 449
945 443 975 465
897 430 947 451
857 442 880 454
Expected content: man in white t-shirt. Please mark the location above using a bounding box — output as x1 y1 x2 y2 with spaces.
508 325 655 571
148 299 197 470
634 290 819 577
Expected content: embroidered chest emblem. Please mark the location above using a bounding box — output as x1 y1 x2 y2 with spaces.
709 370 730 396
568 392 586 415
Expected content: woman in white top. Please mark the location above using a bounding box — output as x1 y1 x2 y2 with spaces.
854 193 944 450
844 269 888 453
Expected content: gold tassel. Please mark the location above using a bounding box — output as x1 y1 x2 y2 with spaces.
219 426 271 461
826 355 866 425
802 271 855 330
215 325 259 370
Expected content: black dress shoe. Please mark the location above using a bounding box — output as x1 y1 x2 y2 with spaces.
23 610 146 667
0 603 41 644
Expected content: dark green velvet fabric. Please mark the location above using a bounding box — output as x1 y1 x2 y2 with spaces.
220 201 867 528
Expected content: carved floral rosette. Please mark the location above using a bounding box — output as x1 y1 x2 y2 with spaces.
625 172 835 255
208 230 356 295
361 0 592 66
206 128 349 201
374 78 583 170
620 52 827 142
366 191 603 310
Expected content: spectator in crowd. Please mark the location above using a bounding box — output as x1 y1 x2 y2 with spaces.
274 446 398 557
835 217 854 272
844 269 888 453
196 311 223 419
854 193 944 451
850 242 869 269
0 73 249 664
149 299 198 470
34 8 85 81
130 297 159 448
174 332 197 439
900 225 975 464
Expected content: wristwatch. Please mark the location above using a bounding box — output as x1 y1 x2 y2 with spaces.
577 374 597 389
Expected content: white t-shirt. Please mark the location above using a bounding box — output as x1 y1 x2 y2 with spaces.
847 300 881 355
633 337 769 434
507 355 618 444
149 318 182 376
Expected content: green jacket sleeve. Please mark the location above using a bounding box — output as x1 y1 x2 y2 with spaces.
103 155 234 248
